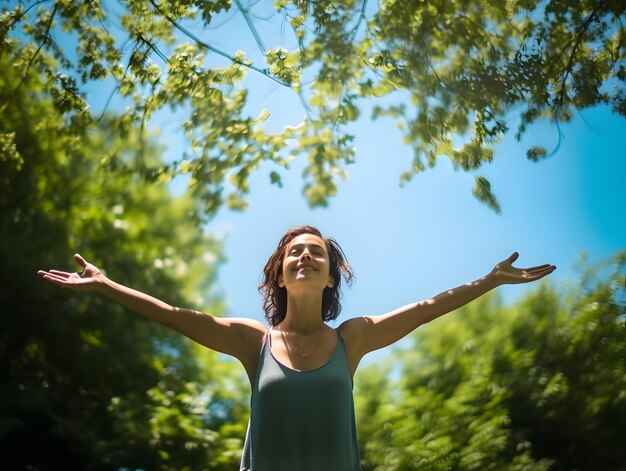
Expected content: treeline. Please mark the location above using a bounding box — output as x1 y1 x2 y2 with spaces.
0 50 247 470
355 264 626 470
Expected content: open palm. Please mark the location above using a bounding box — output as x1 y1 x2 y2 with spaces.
38 254 104 291
491 252 556 285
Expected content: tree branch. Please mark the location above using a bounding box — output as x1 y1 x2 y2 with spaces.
147 0 289 88
348 0 368 43
1 2 58 113
554 6 601 108
6 0 53 30
233 0 267 56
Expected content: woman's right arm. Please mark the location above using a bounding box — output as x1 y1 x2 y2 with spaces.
38 254 266 364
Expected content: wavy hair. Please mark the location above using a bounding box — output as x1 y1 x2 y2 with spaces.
259 225 354 326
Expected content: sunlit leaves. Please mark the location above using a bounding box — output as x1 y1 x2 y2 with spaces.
0 131 22 170
362 0 624 208
472 176 501 214
3 0 624 216
266 47 301 87
526 146 548 161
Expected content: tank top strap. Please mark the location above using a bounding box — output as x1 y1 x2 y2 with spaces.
335 326 346 345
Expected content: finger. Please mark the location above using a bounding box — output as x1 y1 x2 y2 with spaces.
526 266 556 279
49 269 72 277
523 264 553 272
507 252 519 264
74 253 87 268
41 273 71 286
37 270 68 279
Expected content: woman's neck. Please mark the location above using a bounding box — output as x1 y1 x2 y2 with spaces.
279 291 325 334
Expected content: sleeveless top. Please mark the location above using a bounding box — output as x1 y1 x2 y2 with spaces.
240 328 361 471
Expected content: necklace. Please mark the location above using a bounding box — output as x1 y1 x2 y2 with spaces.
280 328 324 358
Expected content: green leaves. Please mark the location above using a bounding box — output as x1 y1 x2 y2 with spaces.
472 176 501 215
2 0 624 214
266 47 301 87
0 50 246 469
0 131 22 170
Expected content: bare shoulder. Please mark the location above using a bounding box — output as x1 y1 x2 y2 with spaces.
338 316 369 340
227 317 267 349
227 317 268 332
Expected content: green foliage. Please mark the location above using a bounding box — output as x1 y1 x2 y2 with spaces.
3 0 623 214
355 254 626 470
0 47 248 469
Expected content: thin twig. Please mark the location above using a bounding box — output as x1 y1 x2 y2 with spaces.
138 33 169 63
1 2 58 113
96 36 133 122
147 0 289 88
233 0 267 55
6 0 53 30
348 0 368 43
555 6 600 107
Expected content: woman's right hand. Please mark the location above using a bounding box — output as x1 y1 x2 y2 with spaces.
38 254 105 291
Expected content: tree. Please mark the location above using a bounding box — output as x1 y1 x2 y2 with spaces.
0 47 249 469
354 252 626 470
2 0 623 215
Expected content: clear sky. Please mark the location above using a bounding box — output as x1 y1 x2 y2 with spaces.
59 2 624 363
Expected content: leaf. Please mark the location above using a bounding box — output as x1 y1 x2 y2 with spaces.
526 146 547 161
269 170 283 187
472 176 501 214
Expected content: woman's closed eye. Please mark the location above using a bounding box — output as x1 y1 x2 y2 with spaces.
289 247 325 257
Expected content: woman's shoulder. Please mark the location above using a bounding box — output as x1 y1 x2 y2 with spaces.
338 316 369 337
229 317 268 331
229 317 268 343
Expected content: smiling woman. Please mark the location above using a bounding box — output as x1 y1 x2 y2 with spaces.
37 225 555 471
258 225 354 327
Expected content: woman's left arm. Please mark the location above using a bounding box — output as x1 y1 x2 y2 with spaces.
342 252 556 358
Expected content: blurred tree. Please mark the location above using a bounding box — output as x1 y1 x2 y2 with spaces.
0 45 249 469
355 252 626 470
2 0 623 214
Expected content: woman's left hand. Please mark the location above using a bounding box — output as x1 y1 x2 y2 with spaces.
490 252 556 285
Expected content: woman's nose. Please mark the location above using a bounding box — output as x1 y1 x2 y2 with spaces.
300 249 312 260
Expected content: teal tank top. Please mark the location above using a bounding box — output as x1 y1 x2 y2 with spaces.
240 328 361 470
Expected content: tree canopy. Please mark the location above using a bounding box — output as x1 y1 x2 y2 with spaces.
0 49 249 469
2 0 624 214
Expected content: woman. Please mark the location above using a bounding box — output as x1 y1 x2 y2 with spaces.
38 225 556 470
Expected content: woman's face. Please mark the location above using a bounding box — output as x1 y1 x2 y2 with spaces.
278 233 334 292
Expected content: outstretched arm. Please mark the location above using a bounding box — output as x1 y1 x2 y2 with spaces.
38 254 265 363
341 252 556 361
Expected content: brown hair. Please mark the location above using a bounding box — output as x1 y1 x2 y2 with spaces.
259 225 354 326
